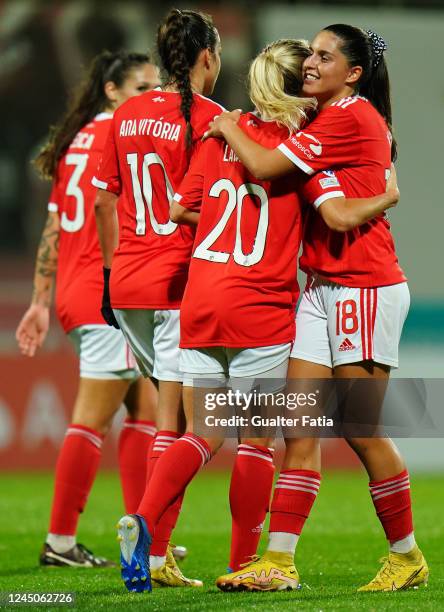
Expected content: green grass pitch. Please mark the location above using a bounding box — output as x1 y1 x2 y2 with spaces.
0 470 442 610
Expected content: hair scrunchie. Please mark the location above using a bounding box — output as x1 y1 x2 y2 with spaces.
366 29 387 69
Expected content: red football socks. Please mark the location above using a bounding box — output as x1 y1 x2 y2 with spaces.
49 424 103 535
145 431 182 557
369 469 414 542
118 419 156 513
269 469 321 535
229 444 275 571
137 433 211 535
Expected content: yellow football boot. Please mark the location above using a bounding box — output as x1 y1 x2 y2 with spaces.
151 545 203 588
216 551 300 592
358 545 429 592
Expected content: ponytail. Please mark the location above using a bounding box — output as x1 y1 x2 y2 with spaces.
34 50 152 179
249 39 317 134
360 56 396 161
157 9 217 148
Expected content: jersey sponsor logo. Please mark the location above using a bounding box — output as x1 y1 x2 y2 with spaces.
338 337 356 351
290 132 323 160
152 95 165 102
119 118 181 141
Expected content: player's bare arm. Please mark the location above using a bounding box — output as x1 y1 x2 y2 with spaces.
16 211 60 357
318 164 399 232
94 188 119 268
204 110 294 181
170 201 200 226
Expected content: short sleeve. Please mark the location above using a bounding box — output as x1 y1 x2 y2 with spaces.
277 105 359 175
300 170 345 209
47 165 64 212
92 117 121 194
173 141 208 213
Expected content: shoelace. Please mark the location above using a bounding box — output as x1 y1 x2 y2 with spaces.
373 556 404 584
239 555 260 569
77 543 105 563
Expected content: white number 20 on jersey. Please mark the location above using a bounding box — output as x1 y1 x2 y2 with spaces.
60 153 88 233
193 178 269 267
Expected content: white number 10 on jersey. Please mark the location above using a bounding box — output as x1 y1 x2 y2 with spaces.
126 152 177 236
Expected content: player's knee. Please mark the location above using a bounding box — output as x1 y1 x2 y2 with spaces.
285 437 320 460
71 416 111 436
345 436 378 456
203 436 224 454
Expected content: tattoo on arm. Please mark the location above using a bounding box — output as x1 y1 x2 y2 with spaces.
32 213 60 306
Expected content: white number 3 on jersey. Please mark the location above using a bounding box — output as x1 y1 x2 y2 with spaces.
61 153 88 232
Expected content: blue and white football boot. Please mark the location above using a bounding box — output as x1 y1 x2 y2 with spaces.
117 514 152 593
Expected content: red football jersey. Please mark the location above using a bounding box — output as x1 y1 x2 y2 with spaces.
94 90 224 309
278 96 406 287
175 113 305 349
50 113 112 332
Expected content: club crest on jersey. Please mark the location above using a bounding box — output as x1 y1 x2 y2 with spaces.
291 132 323 159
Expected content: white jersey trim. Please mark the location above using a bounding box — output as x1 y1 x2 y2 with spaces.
277 143 314 175
94 112 113 121
313 190 345 209
194 92 226 112
92 176 108 190
48 202 58 212
173 193 182 202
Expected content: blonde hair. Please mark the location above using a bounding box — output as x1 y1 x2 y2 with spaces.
249 39 317 134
